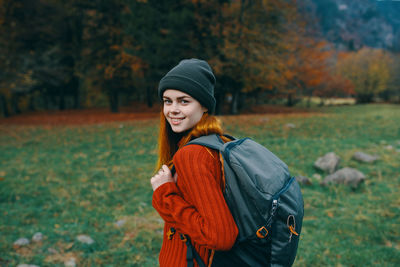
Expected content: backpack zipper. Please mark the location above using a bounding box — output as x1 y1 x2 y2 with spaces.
224 138 251 165
273 176 295 201
257 176 295 238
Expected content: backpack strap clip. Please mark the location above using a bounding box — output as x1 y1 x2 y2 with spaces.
180 234 207 267
167 227 176 240
256 226 269 238
180 233 188 242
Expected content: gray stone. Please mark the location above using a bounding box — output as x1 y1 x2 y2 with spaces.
47 247 58 254
285 123 296 129
17 264 40 267
114 219 126 228
295 175 312 185
321 167 366 188
32 232 43 242
14 238 30 246
352 152 379 163
314 152 340 173
312 173 322 181
385 145 394 150
64 258 77 267
76 235 94 245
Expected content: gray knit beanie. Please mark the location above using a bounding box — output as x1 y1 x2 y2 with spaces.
158 58 216 113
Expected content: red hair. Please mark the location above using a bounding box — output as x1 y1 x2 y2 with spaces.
156 111 229 171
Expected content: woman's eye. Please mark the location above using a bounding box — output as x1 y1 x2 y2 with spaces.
163 99 172 104
180 99 189 104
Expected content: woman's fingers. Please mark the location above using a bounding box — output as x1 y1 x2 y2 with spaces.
150 165 175 191
161 164 171 175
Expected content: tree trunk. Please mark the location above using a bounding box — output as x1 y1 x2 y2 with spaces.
44 94 49 110
11 94 20 114
230 89 239 114
306 95 312 108
73 90 80 109
59 86 65 110
109 90 119 113
238 92 245 111
0 94 9 117
286 93 293 107
29 94 35 111
146 85 153 108
215 91 224 115
72 76 80 109
319 97 325 107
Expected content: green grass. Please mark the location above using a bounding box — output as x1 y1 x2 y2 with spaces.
1 104 399 266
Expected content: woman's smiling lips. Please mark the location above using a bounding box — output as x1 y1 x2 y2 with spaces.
169 117 185 125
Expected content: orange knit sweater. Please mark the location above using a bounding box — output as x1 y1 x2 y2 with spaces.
152 144 238 267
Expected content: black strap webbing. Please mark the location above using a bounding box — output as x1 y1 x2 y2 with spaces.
181 234 206 267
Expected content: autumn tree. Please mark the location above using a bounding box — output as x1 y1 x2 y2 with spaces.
381 53 400 103
123 0 220 109
336 48 392 103
0 0 83 115
210 0 295 113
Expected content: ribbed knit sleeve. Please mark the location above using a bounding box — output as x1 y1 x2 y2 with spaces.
152 182 180 224
152 144 238 251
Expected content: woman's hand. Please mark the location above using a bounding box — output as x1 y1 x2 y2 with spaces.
150 165 177 191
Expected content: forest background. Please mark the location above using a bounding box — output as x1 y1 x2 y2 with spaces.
1 0 400 118
1 1 400 266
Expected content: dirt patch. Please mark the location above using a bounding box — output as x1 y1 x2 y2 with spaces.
0 104 319 126
0 105 161 126
243 104 317 115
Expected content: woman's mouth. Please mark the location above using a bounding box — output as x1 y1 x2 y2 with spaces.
170 117 185 125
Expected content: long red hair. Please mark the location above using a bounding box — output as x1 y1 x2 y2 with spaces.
156 111 228 171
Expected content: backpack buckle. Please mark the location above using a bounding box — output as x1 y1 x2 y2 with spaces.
256 226 269 238
167 227 176 240
180 233 188 242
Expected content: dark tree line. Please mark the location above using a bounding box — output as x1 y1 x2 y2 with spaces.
1 0 398 117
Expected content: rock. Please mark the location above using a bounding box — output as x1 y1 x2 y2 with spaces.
114 219 126 228
352 152 379 163
14 238 30 247
285 123 296 129
76 235 94 245
64 258 76 267
314 152 340 174
295 175 312 185
47 247 58 254
312 173 322 181
17 264 40 267
32 232 43 242
385 145 394 150
321 167 366 188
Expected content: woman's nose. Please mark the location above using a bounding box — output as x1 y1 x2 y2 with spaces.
170 102 180 113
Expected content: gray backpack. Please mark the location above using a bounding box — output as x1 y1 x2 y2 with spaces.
184 134 304 267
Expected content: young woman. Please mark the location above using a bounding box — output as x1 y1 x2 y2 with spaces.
150 59 238 267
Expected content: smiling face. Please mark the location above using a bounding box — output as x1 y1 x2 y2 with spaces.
163 89 207 133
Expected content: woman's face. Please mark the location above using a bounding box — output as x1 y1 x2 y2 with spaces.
163 89 207 133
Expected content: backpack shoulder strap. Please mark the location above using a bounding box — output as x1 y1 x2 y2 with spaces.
171 134 227 176
186 134 226 151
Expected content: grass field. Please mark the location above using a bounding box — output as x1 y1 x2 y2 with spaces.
1 104 399 266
